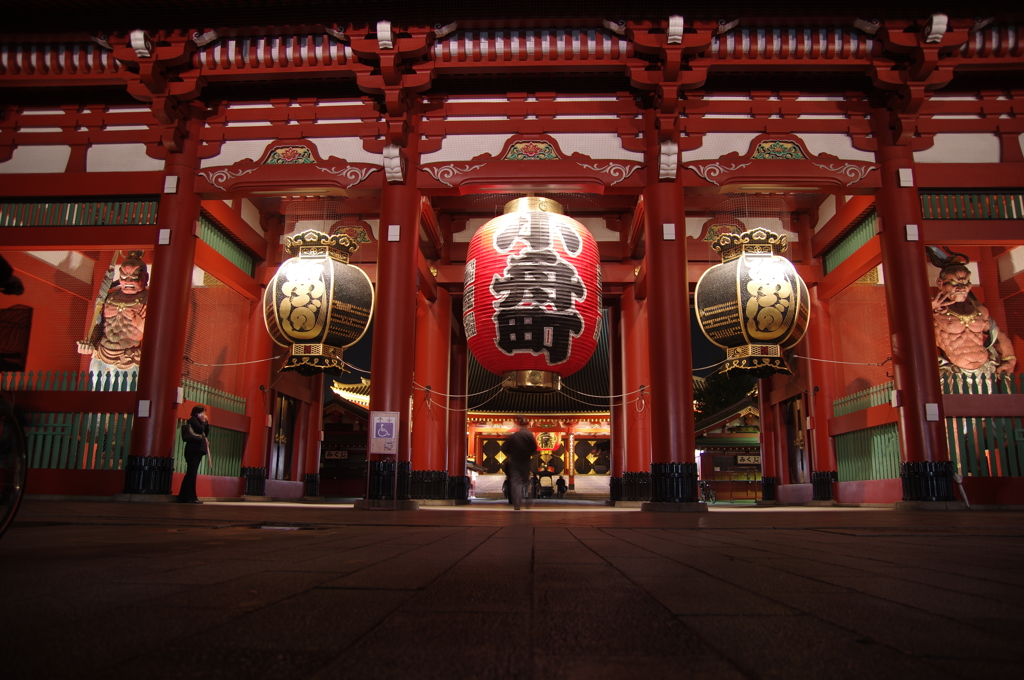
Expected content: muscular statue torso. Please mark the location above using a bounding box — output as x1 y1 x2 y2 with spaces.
93 288 147 369
934 302 993 371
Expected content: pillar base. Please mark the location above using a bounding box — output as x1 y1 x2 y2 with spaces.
641 502 709 513
900 461 955 502
112 493 177 503
811 471 838 501
755 500 781 507
804 500 836 507
242 495 271 502
122 455 174 495
417 499 457 506
893 500 969 511
353 499 420 511
607 500 644 508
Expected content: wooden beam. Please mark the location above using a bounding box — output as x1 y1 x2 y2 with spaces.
816 235 881 301
0 225 159 251
634 261 647 300
5 391 136 414
943 394 1024 418
828 403 899 437
0 172 164 197
811 195 875 257
417 250 438 302
626 196 645 258
194 239 261 301
419 196 443 259
175 400 251 433
916 163 1024 189
200 200 268 260
922 220 1024 245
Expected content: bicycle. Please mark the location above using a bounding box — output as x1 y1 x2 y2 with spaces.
0 255 27 539
0 396 28 538
699 480 717 505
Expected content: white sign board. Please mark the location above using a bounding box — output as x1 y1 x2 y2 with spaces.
369 411 399 454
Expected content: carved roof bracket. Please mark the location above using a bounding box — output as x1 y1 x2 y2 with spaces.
867 16 972 145
108 29 212 154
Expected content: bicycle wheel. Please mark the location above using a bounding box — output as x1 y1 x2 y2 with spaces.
0 400 28 539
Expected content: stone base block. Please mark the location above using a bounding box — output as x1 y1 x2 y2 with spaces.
804 500 836 507
893 500 969 511
641 502 709 513
112 493 177 503
417 499 457 506
353 499 420 511
754 500 781 507
607 500 644 508
242 495 272 502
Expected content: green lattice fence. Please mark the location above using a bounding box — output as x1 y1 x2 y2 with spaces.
833 380 900 481
0 200 159 226
2 370 138 470
942 373 1024 478
197 212 256 275
920 193 1024 220
822 212 877 274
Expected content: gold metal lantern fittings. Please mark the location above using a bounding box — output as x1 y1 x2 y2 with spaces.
694 228 809 376
264 230 374 376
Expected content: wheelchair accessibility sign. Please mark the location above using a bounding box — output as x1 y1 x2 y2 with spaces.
369 411 399 454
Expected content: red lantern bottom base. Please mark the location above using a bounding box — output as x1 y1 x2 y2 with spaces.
283 344 345 376
724 344 792 377
501 370 562 393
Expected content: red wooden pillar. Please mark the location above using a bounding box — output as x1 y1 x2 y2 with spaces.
608 301 625 480
644 179 694 465
447 331 468 481
795 213 838 498
126 113 202 493
621 284 651 472
369 182 421 467
873 135 949 468
757 380 778 501
412 286 451 471
241 216 281 487
303 373 324 495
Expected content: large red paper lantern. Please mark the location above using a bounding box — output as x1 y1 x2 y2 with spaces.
463 197 601 391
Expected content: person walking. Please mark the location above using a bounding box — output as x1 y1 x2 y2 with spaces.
504 416 537 511
556 475 567 499
178 405 210 504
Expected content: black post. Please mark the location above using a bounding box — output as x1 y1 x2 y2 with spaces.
123 455 174 494
241 466 267 496
811 470 837 501
900 461 954 501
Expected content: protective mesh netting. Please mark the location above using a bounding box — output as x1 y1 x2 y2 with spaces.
181 268 250 399
829 265 892 398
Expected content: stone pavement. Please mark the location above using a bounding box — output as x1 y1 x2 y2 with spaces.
2 499 1023 680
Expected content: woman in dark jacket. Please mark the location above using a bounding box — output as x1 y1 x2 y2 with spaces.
178 405 209 504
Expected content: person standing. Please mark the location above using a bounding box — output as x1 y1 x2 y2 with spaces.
178 405 210 504
504 416 537 511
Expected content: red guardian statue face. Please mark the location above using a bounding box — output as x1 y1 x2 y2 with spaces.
118 262 148 295
936 267 972 304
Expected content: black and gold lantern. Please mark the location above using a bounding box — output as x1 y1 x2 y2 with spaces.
694 228 809 376
264 230 374 376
